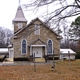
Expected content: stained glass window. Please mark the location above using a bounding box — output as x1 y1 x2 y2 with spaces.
48 40 52 54
22 40 26 54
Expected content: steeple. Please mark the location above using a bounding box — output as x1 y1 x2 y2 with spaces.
12 1 27 32
19 0 20 6
13 6 27 22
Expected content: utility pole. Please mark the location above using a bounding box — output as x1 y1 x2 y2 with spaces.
33 53 36 72
68 51 71 69
52 51 55 71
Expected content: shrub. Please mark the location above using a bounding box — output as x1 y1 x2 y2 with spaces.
76 51 80 59
14 57 30 61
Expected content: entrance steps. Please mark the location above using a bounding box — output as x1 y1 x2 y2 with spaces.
3 58 13 62
35 58 45 62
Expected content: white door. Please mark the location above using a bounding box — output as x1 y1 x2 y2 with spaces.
33 47 42 57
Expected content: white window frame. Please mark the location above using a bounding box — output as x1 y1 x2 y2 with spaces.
47 39 53 55
18 23 22 29
21 39 27 55
35 24 40 35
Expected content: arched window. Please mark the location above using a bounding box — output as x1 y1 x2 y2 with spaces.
22 40 26 54
18 23 22 29
35 24 40 35
48 40 53 54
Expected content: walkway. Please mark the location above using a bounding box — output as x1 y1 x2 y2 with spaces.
0 61 54 66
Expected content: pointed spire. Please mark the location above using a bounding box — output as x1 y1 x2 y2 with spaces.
19 0 21 6
19 0 20 5
13 5 27 22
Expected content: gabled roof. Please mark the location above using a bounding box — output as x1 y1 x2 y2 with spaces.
13 6 27 22
60 49 76 54
14 18 61 38
29 38 46 46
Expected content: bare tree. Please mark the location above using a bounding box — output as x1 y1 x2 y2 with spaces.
0 27 7 48
0 27 13 48
0 27 5 44
4 28 13 46
24 0 80 31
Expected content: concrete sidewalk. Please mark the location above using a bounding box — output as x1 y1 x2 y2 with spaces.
0 61 54 66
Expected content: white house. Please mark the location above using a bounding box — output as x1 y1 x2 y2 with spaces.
0 48 8 55
0 47 14 62
60 49 76 60
0 48 8 61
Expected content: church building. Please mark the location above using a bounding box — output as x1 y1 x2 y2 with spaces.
11 5 61 61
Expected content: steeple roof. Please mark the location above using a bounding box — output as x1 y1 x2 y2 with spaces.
13 6 27 22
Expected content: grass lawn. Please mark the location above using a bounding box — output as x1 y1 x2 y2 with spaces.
0 60 80 80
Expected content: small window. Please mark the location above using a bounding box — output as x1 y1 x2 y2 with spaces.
35 24 40 35
48 40 53 54
18 23 22 29
63 55 65 57
22 40 27 54
61 54 63 58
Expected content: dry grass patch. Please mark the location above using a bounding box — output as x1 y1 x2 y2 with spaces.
0 60 80 80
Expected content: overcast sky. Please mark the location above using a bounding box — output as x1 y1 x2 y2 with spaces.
0 0 40 30
0 0 76 31
0 0 18 30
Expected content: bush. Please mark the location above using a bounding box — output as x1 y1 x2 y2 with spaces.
45 55 59 60
76 51 80 59
0 58 3 62
14 57 30 61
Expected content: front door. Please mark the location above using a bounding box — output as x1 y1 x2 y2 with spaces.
33 47 42 58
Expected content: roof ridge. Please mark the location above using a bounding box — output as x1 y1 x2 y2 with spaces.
14 18 61 38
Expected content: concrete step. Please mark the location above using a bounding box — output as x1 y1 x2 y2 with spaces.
3 58 13 62
35 58 45 62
